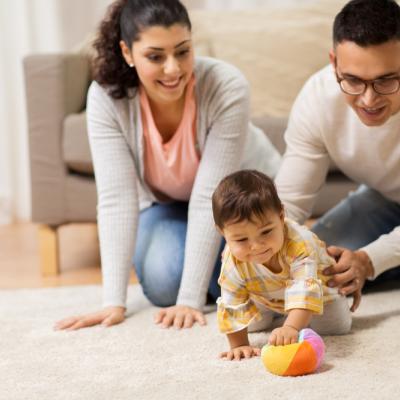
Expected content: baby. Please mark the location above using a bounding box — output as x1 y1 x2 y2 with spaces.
212 170 352 361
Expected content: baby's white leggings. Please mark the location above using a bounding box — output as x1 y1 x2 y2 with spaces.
248 295 352 335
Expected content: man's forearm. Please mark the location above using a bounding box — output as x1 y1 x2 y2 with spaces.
361 226 400 278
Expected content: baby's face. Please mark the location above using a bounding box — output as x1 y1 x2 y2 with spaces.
222 210 285 265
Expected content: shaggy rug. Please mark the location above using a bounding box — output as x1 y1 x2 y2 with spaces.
2 284 400 400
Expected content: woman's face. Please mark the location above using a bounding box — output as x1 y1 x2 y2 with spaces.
121 23 194 106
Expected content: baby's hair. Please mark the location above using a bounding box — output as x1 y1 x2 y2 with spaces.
212 169 283 229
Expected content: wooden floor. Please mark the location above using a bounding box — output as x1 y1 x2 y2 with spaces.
0 222 137 289
1 220 317 289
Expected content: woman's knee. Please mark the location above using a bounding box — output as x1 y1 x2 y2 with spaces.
138 238 185 306
133 214 187 306
141 269 180 307
136 253 184 306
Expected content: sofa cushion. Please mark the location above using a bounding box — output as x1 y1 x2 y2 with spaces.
253 115 338 172
63 112 93 175
252 115 288 155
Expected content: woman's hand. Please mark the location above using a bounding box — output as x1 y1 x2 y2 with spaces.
54 306 126 331
220 346 261 361
268 325 299 346
154 305 206 329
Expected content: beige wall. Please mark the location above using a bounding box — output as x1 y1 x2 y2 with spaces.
183 0 317 9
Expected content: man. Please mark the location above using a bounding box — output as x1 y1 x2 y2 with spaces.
275 0 400 311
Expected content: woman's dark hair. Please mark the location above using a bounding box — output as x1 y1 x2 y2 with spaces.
93 0 191 99
333 0 400 47
212 170 283 229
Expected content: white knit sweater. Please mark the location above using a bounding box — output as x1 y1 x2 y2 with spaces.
87 56 281 309
276 64 400 278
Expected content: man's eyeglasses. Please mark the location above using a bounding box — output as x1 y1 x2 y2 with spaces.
336 72 400 96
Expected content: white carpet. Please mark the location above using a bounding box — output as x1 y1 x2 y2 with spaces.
2 285 400 400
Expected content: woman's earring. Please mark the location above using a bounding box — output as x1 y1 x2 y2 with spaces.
129 63 134 68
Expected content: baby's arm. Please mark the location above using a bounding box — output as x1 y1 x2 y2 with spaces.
269 233 325 346
218 248 260 360
268 309 312 346
220 328 261 361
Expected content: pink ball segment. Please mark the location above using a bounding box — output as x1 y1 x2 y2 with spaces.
298 328 325 369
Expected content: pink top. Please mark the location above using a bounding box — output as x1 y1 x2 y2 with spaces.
140 76 200 201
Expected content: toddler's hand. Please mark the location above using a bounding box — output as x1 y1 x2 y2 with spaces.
219 345 260 361
268 326 299 346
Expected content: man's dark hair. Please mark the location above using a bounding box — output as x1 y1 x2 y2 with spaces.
333 0 400 47
212 170 283 229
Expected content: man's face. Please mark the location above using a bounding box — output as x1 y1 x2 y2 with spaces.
330 40 400 126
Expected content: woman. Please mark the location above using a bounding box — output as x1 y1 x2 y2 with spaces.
55 0 281 331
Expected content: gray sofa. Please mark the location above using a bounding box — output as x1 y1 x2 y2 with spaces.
23 0 356 275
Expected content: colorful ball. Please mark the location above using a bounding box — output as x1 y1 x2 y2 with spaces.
261 328 325 376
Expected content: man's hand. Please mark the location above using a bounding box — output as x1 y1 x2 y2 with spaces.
268 325 299 346
324 246 374 312
54 306 126 331
154 305 206 329
220 346 261 361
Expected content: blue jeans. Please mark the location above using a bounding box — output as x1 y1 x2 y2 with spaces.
133 202 224 307
312 185 400 282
